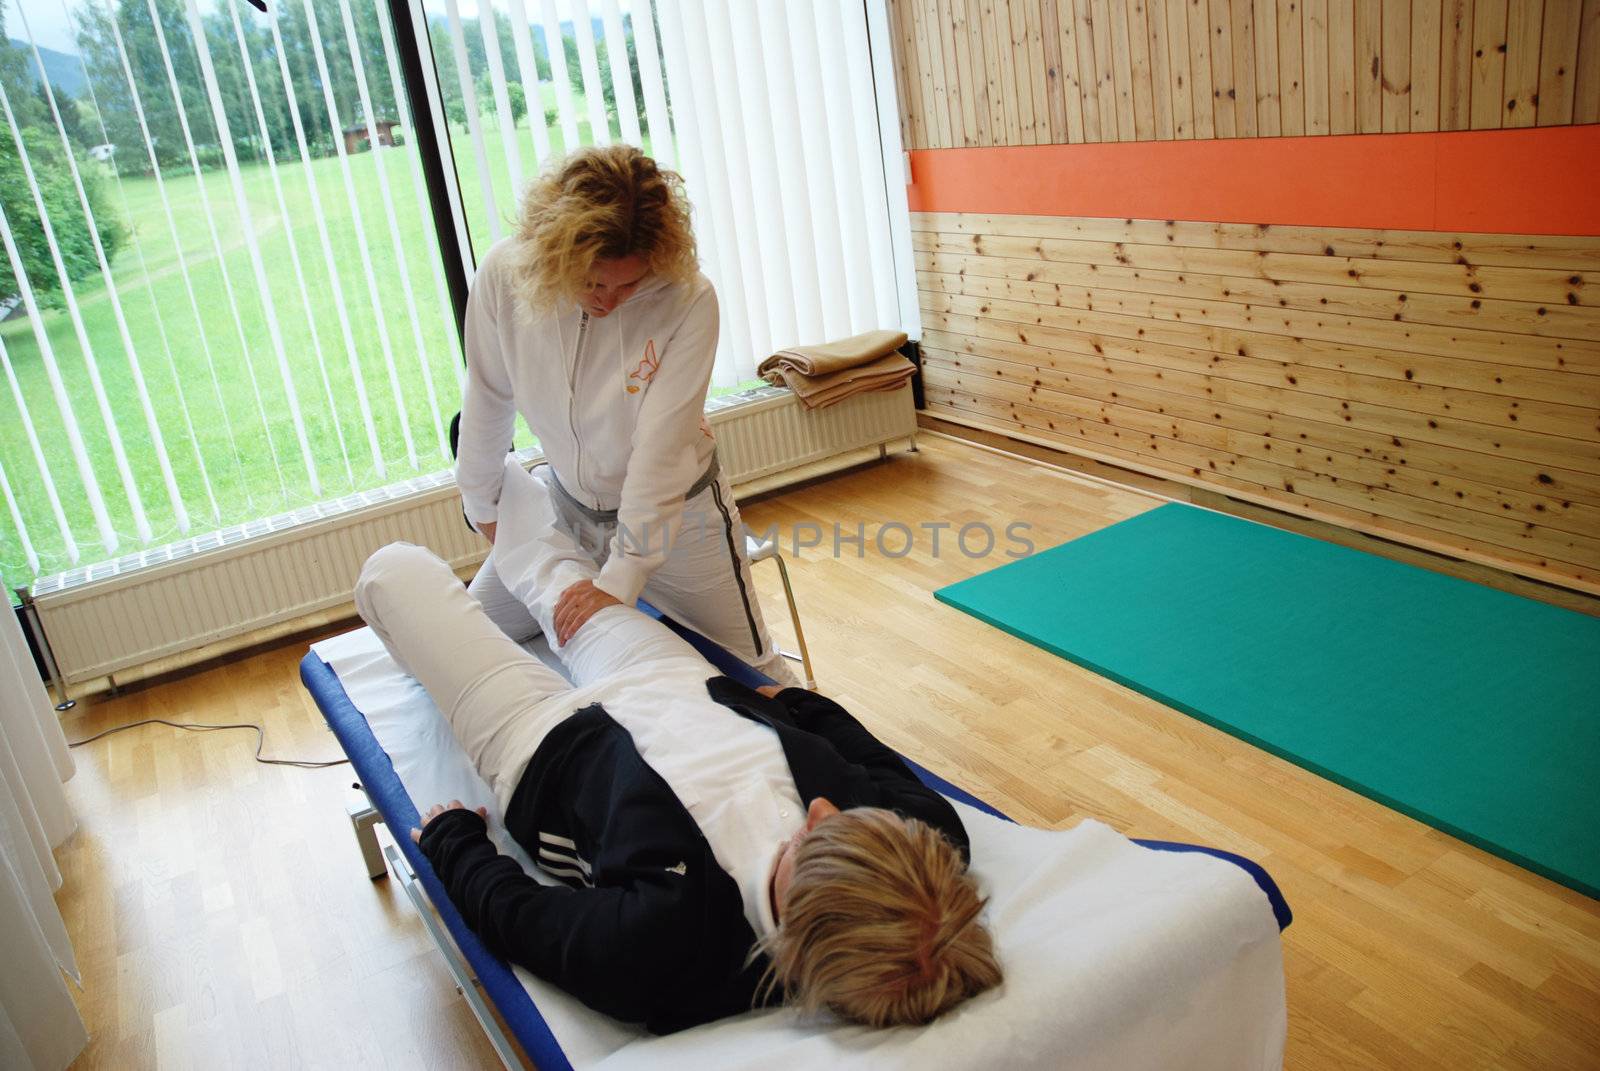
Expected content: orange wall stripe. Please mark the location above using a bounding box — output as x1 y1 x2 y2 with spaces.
905 127 1600 236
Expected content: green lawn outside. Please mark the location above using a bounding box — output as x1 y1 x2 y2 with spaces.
1 108 748 591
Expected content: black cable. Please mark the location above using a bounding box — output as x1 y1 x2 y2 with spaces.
68 719 349 770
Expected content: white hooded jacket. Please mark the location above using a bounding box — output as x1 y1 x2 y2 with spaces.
456 237 720 606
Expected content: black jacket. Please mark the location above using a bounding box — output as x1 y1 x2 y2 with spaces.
418 676 969 1034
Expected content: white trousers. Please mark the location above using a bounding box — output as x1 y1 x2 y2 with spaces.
467 464 799 686
353 459 719 802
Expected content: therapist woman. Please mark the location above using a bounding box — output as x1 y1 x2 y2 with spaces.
455 144 795 683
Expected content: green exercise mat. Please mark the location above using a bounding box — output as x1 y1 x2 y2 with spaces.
934 503 1600 898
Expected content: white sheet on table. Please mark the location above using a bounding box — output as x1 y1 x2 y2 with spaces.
314 627 1286 1070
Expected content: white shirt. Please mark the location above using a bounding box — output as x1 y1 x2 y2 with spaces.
586 662 804 941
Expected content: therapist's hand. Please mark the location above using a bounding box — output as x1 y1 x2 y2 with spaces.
478 520 497 545
553 579 621 645
411 800 488 843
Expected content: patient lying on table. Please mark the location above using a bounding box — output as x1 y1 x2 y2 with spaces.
353 458 1001 1035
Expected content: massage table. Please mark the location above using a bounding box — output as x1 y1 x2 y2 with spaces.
300 607 1291 1070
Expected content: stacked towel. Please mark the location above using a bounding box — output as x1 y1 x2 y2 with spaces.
758 329 915 410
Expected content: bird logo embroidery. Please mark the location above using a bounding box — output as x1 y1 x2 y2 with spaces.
626 339 660 394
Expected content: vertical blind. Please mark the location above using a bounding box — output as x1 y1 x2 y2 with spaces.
0 0 464 583
424 0 916 388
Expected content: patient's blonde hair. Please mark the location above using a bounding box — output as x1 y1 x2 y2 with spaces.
512 145 698 314
759 808 1002 1027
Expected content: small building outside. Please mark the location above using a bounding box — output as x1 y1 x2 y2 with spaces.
342 119 399 154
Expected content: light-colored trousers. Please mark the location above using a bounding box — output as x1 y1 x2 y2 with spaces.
353 458 720 803
467 464 798 686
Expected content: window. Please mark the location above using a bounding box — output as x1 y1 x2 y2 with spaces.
1 0 463 584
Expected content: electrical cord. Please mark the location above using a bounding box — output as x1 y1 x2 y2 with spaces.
67 718 350 769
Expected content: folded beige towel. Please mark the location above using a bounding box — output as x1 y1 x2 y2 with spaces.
758 329 909 379
759 329 914 409
764 351 916 410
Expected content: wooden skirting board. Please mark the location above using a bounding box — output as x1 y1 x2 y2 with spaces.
912 211 1600 595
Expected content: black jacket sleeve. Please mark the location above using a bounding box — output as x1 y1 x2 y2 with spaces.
769 687 972 863
416 808 703 1024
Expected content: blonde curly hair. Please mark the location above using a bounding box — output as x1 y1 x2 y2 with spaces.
511 145 698 315
757 807 1002 1027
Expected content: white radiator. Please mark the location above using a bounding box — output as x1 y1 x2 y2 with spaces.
31 385 916 691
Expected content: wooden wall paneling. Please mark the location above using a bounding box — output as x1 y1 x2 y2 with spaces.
1108 0 1141 136
889 0 1600 145
909 225 1591 309
1039 0 1072 141
1186 0 1219 135
918 294 1600 437
915 0 947 148
914 297 1600 448
949 0 982 143
978 0 1010 141
1277 0 1307 135
934 0 953 141
917 0 942 146
1120 0 1158 140
1075 0 1113 140
1381 0 1413 131
922 377 1600 586
1024 0 1056 140
916 303 1600 494
921 259 1600 376
1577 0 1600 123
1329 0 1359 130
1355 0 1385 131
1210 0 1241 134
909 0 939 148
1147 0 1179 137
979 0 1004 144
921 275 1600 461
918 345 1600 566
914 244 1600 348
1053 0 1090 140
1470 0 1508 129
1410 0 1443 130
1230 0 1263 133
889 0 922 148
1440 0 1477 128
1125 0 1159 139
952 0 984 145
915 336 1599 486
911 210 1600 270
912 221 1600 294
970 0 1000 144
1535 0 1583 125
933 390 1600 584
1501 0 1544 127
922 358 1599 518
1303 0 1332 132
1090 0 1125 137
1166 0 1197 136
919 364 1600 578
1253 0 1283 135
990 0 1026 143
1009 0 1042 142
917 304 1600 459
937 0 964 144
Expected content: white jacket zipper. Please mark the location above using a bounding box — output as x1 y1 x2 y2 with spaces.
568 310 590 501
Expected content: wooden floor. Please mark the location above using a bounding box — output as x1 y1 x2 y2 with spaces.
54 434 1600 1069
